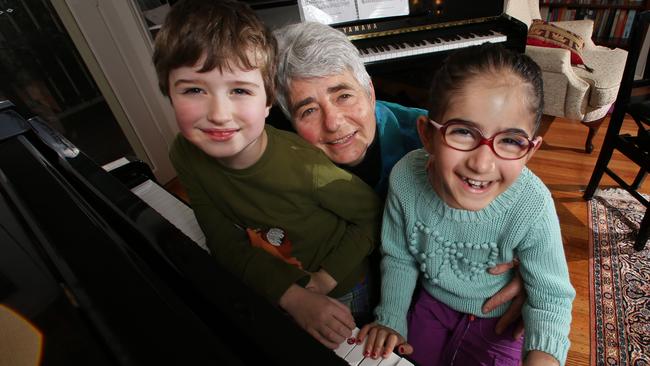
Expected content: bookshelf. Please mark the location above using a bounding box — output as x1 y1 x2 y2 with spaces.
540 1 648 48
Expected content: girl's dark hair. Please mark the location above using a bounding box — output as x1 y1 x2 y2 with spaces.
427 43 544 134
153 0 277 105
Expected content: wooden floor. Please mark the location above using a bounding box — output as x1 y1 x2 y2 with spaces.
165 114 649 366
528 114 649 366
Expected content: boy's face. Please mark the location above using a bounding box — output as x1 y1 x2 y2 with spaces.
168 58 270 169
421 76 541 211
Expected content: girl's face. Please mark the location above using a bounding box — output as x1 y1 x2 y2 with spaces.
421 75 542 211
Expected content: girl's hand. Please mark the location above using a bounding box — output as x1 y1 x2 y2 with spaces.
357 322 413 359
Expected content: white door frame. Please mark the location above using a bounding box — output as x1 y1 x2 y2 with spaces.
51 0 178 184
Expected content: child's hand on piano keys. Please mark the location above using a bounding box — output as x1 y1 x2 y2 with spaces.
357 322 413 359
279 284 356 349
305 269 338 295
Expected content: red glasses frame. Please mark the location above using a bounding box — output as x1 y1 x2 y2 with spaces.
429 119 539 160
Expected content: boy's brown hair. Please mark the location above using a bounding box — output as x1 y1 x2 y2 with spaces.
153 0 277 105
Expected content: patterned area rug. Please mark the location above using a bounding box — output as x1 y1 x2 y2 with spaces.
588 188 649 365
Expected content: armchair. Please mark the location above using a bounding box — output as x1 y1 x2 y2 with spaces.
505 0 628 153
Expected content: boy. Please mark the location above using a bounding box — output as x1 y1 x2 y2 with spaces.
152 0 381 349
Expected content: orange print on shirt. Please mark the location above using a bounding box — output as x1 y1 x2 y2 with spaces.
246 227 303 269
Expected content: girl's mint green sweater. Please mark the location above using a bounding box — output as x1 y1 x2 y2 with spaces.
375 149 575 365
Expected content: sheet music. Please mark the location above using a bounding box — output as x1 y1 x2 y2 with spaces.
357 0 408 20
131 180 209 253
298 0 357 24
298 0 408 24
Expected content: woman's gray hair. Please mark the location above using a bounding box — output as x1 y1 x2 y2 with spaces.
274 21 372 118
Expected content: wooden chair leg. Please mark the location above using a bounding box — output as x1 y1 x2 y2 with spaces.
581 116 606 153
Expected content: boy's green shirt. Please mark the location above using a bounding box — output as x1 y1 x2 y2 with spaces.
170 125 382 302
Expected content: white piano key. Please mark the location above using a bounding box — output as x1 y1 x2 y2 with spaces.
344 342 367 366
334 328 360 359
376 353 401 366
394 358 415 366
359 355 383 366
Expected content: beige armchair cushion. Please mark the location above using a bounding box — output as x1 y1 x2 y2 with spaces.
527 45 590 118
576 47 629 106
505 0 627 123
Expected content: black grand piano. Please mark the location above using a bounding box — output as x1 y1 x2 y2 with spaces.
0 100 350 365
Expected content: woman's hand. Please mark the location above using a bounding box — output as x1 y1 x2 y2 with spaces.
483 260 526 338
356 322 413 359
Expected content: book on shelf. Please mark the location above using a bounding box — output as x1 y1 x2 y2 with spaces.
599 8 613 38
594 9 605 33
609 9 621 38
613 9 628 38
622 9 637 38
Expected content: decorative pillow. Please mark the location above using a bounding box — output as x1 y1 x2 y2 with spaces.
527 19 590 69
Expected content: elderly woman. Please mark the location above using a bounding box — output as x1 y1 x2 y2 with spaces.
274 21 425 197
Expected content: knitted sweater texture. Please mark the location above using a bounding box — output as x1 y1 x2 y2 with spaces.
375 149 575 364
170 125 381 302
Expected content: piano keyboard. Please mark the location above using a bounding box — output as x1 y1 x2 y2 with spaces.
334 328 415 366
358 30 507 64
130 180 209 252
102 158 209 252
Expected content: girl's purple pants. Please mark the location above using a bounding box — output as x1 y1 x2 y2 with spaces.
407 289 524 366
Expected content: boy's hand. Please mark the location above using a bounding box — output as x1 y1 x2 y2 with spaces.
523 350 559 366
305 269 338 295
483 260 526 339
279 284 355 349
357 322 413 359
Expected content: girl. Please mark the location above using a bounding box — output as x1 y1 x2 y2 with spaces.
358 44 575 366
